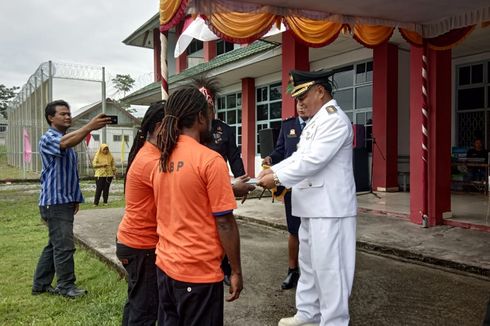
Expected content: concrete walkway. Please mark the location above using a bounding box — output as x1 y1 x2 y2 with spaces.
74 197 490 279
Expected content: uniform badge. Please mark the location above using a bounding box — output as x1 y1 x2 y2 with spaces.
325 106 337 114
288 128 297 138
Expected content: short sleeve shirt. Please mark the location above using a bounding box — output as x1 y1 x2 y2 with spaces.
152 135 237 283
117 142 160 249
39 128 83 206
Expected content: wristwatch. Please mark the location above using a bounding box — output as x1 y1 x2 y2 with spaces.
272 173 281 186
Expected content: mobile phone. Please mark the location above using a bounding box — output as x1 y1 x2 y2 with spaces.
105 115 118 124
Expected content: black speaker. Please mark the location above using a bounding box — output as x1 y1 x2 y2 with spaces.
259 128 279 158
353 148 370 192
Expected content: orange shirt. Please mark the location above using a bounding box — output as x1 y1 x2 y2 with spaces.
117 142 160 249
152 135 237 283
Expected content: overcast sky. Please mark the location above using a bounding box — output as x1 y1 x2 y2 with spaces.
0 1 158 111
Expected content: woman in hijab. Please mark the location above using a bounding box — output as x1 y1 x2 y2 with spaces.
92 144 116 206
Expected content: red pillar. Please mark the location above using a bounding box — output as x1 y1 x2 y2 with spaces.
241 78 256 176
281 31 309 118
175 22 187 73
153 28 162 82
372 43 398 191
204 41 216 62
409 46 452 225
427 48 452 225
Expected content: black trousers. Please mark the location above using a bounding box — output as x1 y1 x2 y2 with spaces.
33 204 76 291
116 243 158 326
94 176 113 205
156 268 223 326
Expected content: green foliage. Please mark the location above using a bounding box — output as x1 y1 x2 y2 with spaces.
0 84 19 119
111 74 135 97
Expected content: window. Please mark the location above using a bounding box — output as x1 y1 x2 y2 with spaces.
92 134 100 142
186 39 203 55
0 125 6 132
217 40 235 55
332 61 373 150
256 82 283 154
113 135 121 142
456 62 490 147
217 92 242 150
187 39 204 68
124 135 129 142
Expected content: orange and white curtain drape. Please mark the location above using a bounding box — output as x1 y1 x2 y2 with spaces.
160 0 484 50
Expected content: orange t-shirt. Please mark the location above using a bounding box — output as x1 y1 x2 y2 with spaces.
117 141 160 249
152 135 237 283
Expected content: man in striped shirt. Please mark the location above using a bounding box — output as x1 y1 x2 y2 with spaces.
32 100 111 299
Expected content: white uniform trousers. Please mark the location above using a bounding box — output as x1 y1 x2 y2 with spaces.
295 217 356 326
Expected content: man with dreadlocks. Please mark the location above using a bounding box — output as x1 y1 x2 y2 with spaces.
116 101 166 325
152 86 242 326
191 75 253 286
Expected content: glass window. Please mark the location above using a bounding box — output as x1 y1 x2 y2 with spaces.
335 89 353 111
356 85 372 109
356 63 366 84
227 94 236 108
356 112 366 125
113 135 121 142
256 83 283 153
187 40 203 55
366 61 373 82
472 64 483 84
459 66 471 85
124 135 129 142
458 88 485 110
216 91 242 149
257 87 267 102
227 110 237 125
257 104 268 121
217 40 235 55
270 102 282 120
218 97 225 110
456 61 490 148
333 66 353 88
92 134 100 142
270 83 281 101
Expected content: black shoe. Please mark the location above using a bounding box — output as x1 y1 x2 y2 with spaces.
223 275 231 286
281 268 300 290
32 285 56 296
55 286 87 299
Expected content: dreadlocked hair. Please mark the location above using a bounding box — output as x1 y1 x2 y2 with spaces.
190 74 221 102
156 86 209 172
124 101 166 191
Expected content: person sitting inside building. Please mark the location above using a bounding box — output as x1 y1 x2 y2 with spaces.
466 138 488 182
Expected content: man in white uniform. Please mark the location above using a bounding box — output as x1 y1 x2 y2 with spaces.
258 69 357 326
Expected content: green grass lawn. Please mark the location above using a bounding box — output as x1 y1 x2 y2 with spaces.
0 145 40 180
0 178 128 325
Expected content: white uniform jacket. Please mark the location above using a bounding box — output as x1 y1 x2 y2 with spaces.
272 99 357 218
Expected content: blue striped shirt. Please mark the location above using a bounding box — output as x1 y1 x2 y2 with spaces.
39 128 84 206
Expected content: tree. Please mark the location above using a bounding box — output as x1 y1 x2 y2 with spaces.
111 74 135 98
0 84 19 119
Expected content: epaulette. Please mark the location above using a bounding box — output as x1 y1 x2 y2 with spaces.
325 106 338 114
283 116 296 122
